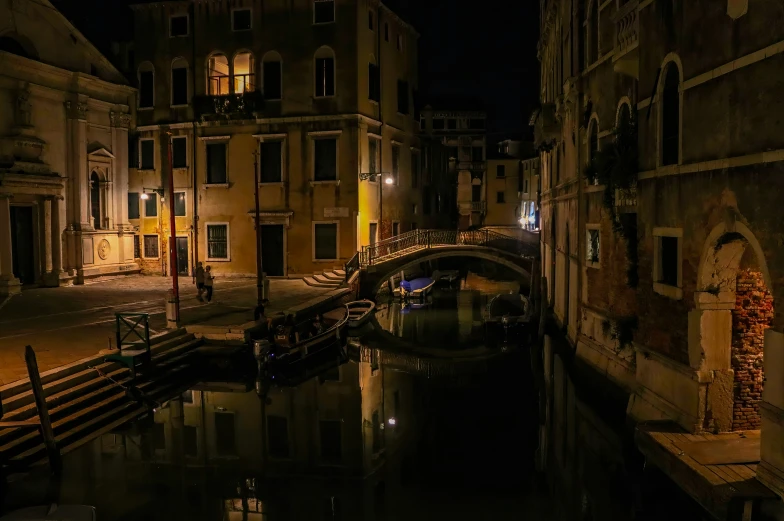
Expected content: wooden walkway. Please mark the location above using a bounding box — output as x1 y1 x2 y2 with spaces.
636 422 778 520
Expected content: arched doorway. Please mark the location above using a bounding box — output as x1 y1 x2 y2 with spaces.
696 222 773 432
90 171 101 229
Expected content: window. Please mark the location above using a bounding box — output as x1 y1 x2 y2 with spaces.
208 53 230 96
207 224 229 260
411 151 419 188
447 118 457 130
384 23 389 42
206 142 227 184
171 58 188 106
472 185 481 202
144 193 158 217
412 203 418 215
653 228 682 299
368 63 380 101
391 145 399 185
233 52 255 94
617 102 631 130
432 118 445 130
174 192 186 216
368 137 379 175
214 412 236 456
368 10 374 30
138 63 154 109
143 234 159 257
314 138 337 181
90 172 102 229
260 141 283 183
524 179 529 193
472 146 483 162
447 146 457 160
314 48 335 97
319 420 342 463
128 192 140 219
392 222 399 237
314 223 338 261
314 0 335 24
267 416 289 458
133 235 140 258
262 53 282 100
661 63 680 166
183 426 198 457
232 8 252 31
397 34 403 51
170 15 189 37
396 80 409 114
496 165 506 178
496 191 505 203
172 136 187 168
586 227 600 266
372 411 382 454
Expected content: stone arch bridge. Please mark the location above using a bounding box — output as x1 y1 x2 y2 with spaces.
344 229 540 298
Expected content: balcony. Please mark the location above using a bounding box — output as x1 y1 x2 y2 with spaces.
612 0 639 79
458 160 486 172
615 184 637 210
458 201 486 214
532 103 559 150
193 91 264 121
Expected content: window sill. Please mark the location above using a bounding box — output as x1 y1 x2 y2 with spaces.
141 256 160 260
397 112 410 117
259 181 284 187
369 99 379 105
314 95 336 100
138 107 154 112
313 21 336 26
653 282 683 300
313 258 339 263
586 260 600 270
206 257 231 262
173 166 188 170
138 168 155 172
169 34 190 38
203 183 229 189
143 216 159 219
170 104 189 109
266 97 282 102
310 180 340 186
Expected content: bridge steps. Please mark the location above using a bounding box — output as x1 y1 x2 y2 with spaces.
303 269 344 289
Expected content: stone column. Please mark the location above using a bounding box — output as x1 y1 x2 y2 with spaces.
65 100 90 231
111 111 132 231
43 197 53 273
51 196 63 274
0 195 21 296
103 180 114 230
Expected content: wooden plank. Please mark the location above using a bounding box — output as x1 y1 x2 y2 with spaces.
0 420 39 429
677 437 760 465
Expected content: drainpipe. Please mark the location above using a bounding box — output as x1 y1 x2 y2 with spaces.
190 1 198 280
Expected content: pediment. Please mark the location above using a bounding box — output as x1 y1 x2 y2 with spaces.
87 142 115 159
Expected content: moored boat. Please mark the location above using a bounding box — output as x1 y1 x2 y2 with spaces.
258 305 349 368
484 292 533 344
392 278 435 300
432 269 460 284
346 299 376 327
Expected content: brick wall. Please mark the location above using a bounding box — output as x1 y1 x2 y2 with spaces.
731 269 773 431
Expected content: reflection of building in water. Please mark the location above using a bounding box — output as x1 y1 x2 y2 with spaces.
38 358 414 520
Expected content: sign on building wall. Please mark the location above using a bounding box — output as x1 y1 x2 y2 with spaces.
324 207 349 218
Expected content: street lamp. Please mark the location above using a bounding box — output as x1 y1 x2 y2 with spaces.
140 188 165 201
359 172 393 241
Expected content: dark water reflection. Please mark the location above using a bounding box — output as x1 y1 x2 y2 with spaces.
1 274 704 520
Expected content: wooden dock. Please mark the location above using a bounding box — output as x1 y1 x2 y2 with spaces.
635 422 778 520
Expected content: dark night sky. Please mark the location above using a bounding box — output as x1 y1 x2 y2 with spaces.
54 0 539 139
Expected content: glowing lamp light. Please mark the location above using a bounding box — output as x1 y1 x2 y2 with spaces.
388 417 397 426
140 192 150 200
384 177 394 185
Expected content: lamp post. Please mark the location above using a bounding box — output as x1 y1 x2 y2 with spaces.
252 150 266 318
165 132 180 328
359 172 393 241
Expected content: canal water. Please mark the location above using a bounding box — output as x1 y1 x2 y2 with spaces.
1 270 705 520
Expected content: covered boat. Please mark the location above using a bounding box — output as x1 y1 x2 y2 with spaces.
432 269 460 285
392 278 435 300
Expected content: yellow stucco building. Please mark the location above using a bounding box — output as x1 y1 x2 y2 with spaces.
485 140 540 229
127 0 420 278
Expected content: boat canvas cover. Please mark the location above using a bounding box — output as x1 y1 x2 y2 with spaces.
404 278 433 291
400 280 412 292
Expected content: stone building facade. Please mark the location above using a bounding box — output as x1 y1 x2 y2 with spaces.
0 0 137 296
127 0 420 279
485 140 540 230
536 0 784 500
419 105 486 230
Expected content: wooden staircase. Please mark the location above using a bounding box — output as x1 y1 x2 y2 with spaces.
0 329 203 469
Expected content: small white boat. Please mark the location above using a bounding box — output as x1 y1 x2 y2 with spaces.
392 278 435 300
432 269 460 283
347 299 375 327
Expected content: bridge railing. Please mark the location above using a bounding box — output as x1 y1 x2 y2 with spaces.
359 229 538 267
344 252 360 282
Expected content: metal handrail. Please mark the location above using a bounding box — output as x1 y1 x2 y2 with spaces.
115 313 151 351
358 228 539 267
344 252 360 282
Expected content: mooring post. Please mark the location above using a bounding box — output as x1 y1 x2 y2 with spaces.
25 345 61 474
538 276 548 341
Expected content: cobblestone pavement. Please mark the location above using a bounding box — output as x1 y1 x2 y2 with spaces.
0 275 332 386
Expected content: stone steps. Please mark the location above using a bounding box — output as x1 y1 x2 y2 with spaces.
303 269 344 289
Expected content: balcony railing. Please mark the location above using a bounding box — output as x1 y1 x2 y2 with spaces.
613 0 639 78
459 201 486 213
457 160 486 171
193 91 264 120
615 184 637 208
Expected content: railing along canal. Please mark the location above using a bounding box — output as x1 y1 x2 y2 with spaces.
356 229 539 267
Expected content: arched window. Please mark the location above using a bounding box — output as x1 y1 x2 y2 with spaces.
138 62 155 109
314 46 335 98
233 51 255 93
90 171 102 229
208 53 230 96
261 51 282 100
661 62 681 166
171 57 189 106
617 102 631 130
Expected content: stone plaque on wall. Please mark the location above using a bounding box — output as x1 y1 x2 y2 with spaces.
83 237 94 265
324 207 349 218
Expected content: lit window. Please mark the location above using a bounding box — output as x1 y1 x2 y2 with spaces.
233 52 255 94
208 54 230 96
